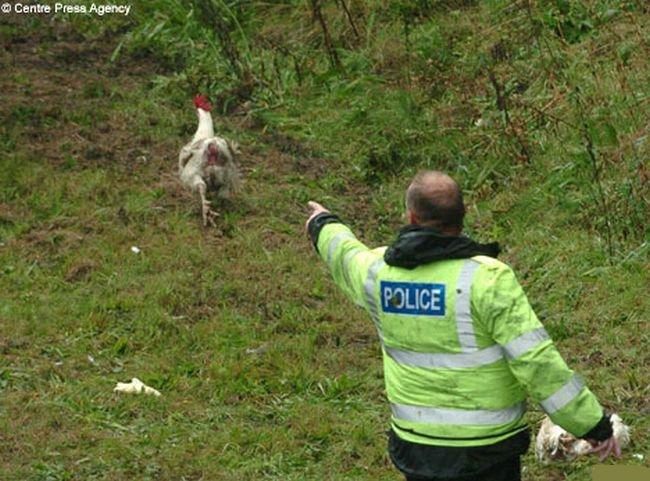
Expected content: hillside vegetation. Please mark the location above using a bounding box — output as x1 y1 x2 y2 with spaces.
0 1 648 480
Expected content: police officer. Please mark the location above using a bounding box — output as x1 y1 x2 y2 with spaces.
305 171 620 480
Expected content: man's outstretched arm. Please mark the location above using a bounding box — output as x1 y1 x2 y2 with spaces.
305 201 383 310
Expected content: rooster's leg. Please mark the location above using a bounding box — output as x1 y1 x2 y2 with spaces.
196 180 218 226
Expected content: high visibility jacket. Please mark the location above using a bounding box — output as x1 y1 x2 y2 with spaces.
316 221 604 447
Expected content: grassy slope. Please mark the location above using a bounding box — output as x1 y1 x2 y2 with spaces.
0 2 648 480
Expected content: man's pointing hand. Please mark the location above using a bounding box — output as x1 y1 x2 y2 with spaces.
305 201 330 233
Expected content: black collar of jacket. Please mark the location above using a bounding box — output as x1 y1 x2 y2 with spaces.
384 225 500 269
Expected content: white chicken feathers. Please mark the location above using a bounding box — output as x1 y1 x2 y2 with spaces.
535 413 630 463
178 94 239 226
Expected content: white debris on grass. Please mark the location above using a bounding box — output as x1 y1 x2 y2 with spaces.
114 377 161 397
87 355 96 364
245 344 269 355
130 246 141 254
633 453 644 461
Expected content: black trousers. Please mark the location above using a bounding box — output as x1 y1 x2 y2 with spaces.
404 456 521 481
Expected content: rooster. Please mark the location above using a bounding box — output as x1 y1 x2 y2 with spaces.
535 414 630 463
179 95 239 226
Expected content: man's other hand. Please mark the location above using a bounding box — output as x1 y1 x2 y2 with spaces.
587 436 622 461
305 201 330 233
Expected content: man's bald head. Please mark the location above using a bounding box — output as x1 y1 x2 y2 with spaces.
405 171 465 234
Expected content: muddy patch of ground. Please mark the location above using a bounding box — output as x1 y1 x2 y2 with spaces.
0 16 170 172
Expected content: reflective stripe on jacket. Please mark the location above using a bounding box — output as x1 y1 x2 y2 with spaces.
316 222 604 447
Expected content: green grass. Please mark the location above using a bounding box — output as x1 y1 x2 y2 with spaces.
1 1 648 480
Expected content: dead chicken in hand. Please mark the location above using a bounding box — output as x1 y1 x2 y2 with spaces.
535 414 629 463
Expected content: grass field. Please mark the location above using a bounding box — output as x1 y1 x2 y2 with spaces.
0 1 648 480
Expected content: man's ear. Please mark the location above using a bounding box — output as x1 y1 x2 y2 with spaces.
407 209 419 225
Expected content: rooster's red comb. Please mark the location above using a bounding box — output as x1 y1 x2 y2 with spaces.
193 94 212 111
